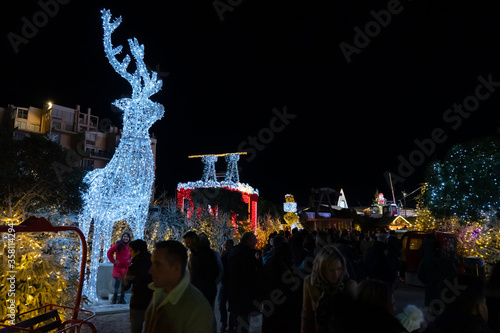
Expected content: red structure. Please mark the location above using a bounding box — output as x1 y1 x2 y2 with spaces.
176 152 259 231
177 186 259 230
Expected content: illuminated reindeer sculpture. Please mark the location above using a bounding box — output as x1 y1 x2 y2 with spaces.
79 9 164 302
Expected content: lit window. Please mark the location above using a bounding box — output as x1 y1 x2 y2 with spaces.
16 109 28 119
29 123 41 132
16 121 27 129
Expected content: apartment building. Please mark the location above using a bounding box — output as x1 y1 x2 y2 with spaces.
0 102 158 172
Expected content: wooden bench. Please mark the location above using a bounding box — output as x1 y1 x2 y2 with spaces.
0 310 61 332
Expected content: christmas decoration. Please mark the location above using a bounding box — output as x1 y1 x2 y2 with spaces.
283 194 300 226
79 9 164 302
177 152 259 232
426 137 500 223
412 184 437 231
337 188 348 208
0 218 80 320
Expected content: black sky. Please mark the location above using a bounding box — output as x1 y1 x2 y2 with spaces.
2 0 500 208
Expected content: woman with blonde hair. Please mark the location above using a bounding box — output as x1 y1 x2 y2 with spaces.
301 244 356 333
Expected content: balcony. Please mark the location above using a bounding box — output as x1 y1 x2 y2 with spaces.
90 150 113 160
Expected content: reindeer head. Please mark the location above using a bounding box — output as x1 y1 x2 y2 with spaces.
101 9 165 138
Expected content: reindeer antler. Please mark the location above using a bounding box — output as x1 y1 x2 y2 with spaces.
101 9 162 99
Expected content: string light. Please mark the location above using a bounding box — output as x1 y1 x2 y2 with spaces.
177 153 259 196
79 9 164 302
426 138 500 223
177 153 259 233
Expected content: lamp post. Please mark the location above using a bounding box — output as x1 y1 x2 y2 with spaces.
47 101 53 141
401 191 407 218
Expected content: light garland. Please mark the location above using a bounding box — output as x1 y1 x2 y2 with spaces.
426 138 500 223
177 153 259 196
79 9 164 303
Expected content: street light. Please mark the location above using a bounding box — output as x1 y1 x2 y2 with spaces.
401 191 407 218
46 101 53 140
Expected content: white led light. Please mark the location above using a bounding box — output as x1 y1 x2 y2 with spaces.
177 154 259 196
79 9 164 303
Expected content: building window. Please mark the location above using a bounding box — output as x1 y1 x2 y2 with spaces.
64 111 74 123
14 132 26 140
85 147 95 153
29 123 41 132
16 109 28 119
15 121 27 129
86 133 96 145
52 109 62 119
53 122 62 130
83 159 94 170
65 124 75 132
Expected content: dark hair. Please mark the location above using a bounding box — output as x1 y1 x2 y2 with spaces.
240 232 255 245
117 232 131 253
447 274 485 314
183 231 198 240
129 239 148 253
155 240 188 272
356 279 394 315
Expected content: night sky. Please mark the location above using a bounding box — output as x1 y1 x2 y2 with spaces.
2 0 500 208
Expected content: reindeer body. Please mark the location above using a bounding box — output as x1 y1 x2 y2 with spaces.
80 9 164 302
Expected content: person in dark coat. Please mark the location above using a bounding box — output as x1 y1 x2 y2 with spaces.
346 279 408 333
219 239 236 332
122 239 153 333
183 231 220 308
486 262 500 331
364 232 397 287
228 232 262 333
262 241 302 333
418 235 457 307
425 274 494 333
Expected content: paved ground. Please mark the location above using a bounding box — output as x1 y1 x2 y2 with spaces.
82 280 426 333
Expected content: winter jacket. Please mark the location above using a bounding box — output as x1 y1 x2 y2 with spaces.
227 243 263 317
424 310 495 333
302 275 356 333
189 245 220 306
122 251 153 310
107 242 131 279
144 272 215 333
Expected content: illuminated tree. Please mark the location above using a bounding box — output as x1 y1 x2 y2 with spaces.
0 130 84 223
411 184 437 231
0 219 80 319
425 137 500 223
79 9 164 302
0 129 84 318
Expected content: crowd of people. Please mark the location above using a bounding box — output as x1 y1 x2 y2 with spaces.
106 227 500 333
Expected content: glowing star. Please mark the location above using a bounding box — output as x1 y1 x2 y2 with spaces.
79 9 164 303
